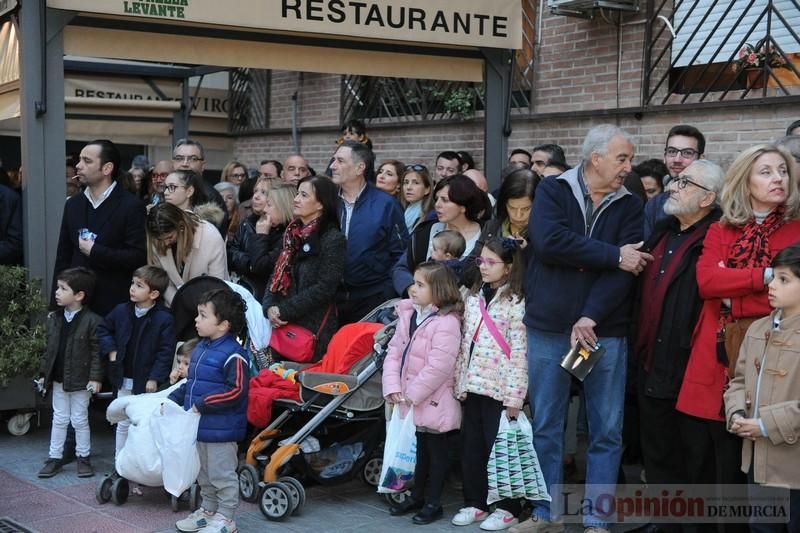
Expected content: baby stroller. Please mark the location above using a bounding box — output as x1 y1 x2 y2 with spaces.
96 276 270 511
239 299 399 522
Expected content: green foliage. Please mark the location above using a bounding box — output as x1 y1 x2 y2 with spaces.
443 86 485 120
0 266 47 387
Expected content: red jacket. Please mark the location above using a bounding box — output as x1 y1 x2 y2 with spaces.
676 220 800 420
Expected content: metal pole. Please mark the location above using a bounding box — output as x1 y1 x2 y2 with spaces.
172 80 189 144
481 48 513 191
19 2 70 292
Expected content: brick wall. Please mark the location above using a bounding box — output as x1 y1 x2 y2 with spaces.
233 9 796 182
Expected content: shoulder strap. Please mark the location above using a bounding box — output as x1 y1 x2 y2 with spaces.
478 297 511 359
314 304 334 338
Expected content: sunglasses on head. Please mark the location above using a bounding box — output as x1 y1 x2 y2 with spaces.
405 164 428 172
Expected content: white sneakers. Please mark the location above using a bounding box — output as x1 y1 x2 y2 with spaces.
480 509 519 531
452 507 519 530
452 506 489 526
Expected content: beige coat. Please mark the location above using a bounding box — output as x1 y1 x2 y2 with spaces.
724 312 800 489
152 220 229 306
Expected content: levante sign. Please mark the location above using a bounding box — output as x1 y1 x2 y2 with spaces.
46 0 522 49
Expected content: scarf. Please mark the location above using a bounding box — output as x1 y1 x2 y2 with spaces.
404 201 423 233
268 217 320 296
726 206 786 269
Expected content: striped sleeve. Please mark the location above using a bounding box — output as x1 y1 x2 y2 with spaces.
194 354 248 414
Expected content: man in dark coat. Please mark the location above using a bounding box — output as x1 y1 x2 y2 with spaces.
630 160 724 533
53 140 147 316
0 182 23 265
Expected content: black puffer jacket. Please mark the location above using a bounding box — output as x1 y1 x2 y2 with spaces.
262 226 347 361
227 214 285 300
40 308 105 392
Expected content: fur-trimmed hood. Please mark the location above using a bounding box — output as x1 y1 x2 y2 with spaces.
194 202 226 228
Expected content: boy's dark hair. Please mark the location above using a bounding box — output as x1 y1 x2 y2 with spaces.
632 159 669 182
56 267 97 305
510 148 532 161
132 265 169 297
773 242 800 279
87 139 121 181
471 237 525 299
198 288 247 336
341 119 367 137
177 337 200 358
666 125 706 155
414 261 464 315
433 230 466 258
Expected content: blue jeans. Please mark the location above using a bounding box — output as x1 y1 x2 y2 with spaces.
526 328 626 529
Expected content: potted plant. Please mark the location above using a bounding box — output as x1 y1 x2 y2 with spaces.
0 265 48 435
732 38 789 89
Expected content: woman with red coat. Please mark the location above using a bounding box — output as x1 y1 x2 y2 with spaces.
676 144 800 513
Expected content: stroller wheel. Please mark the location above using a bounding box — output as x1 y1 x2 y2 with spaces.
95 475 113 504
189 483 201 511
170 494 180 512
259 481 293 521
278 476 305 515
111 477 129 506
361 456 383 487
383 489 412 506
237 464 260 503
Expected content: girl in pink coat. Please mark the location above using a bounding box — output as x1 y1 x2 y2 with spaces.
382 261 463 525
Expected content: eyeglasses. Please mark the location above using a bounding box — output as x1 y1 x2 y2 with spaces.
172 155 203 163
475 257 505 267
164 184 186 193
675 175 711 192
664 147 700 159
230 173 247 179
405 164 428 172
152 172 169 179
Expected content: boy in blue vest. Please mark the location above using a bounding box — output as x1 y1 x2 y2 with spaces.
170 288 248 533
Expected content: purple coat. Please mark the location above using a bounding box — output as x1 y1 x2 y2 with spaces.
382 299 462 432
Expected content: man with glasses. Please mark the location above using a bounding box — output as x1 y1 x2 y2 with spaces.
171 138 228 235
643 125 706 239
629 160 723 533
148 160 172 206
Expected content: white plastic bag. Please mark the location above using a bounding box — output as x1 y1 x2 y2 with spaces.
116 401 163 487
487 411 550 504
152 400 201 497
377 407 417 493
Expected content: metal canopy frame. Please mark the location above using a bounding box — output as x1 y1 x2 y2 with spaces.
17 3 514 291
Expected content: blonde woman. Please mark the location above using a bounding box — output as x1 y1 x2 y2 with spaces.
228 180 296 299
146 202 228 306
676 144 800 493
221 160 248 189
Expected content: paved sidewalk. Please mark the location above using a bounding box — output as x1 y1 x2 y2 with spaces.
0 404 637 532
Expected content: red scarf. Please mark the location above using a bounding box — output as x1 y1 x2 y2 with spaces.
268 218 320 296
726 206 786 269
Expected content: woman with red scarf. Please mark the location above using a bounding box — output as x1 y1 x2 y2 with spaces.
676 145 800 514
262 175 346 361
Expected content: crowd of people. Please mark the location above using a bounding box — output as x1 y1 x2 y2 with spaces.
3 116 800 533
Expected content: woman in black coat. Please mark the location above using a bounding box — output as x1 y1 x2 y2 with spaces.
263 176 346 361
228 180 295 300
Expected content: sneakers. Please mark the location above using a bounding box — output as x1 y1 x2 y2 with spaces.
480 509 519 531
452 507 489 526
176 508 215 532
203 514 237 533
509 515 565 533
76 456 94 477
37 458 63 478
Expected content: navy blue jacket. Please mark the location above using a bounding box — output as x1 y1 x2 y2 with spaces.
97 301 176 394
0 184 23 265
169 334 249 443
337 182 408 296
524 167 643 338
643 191 669 241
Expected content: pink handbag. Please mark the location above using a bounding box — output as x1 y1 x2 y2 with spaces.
269 306 333 363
